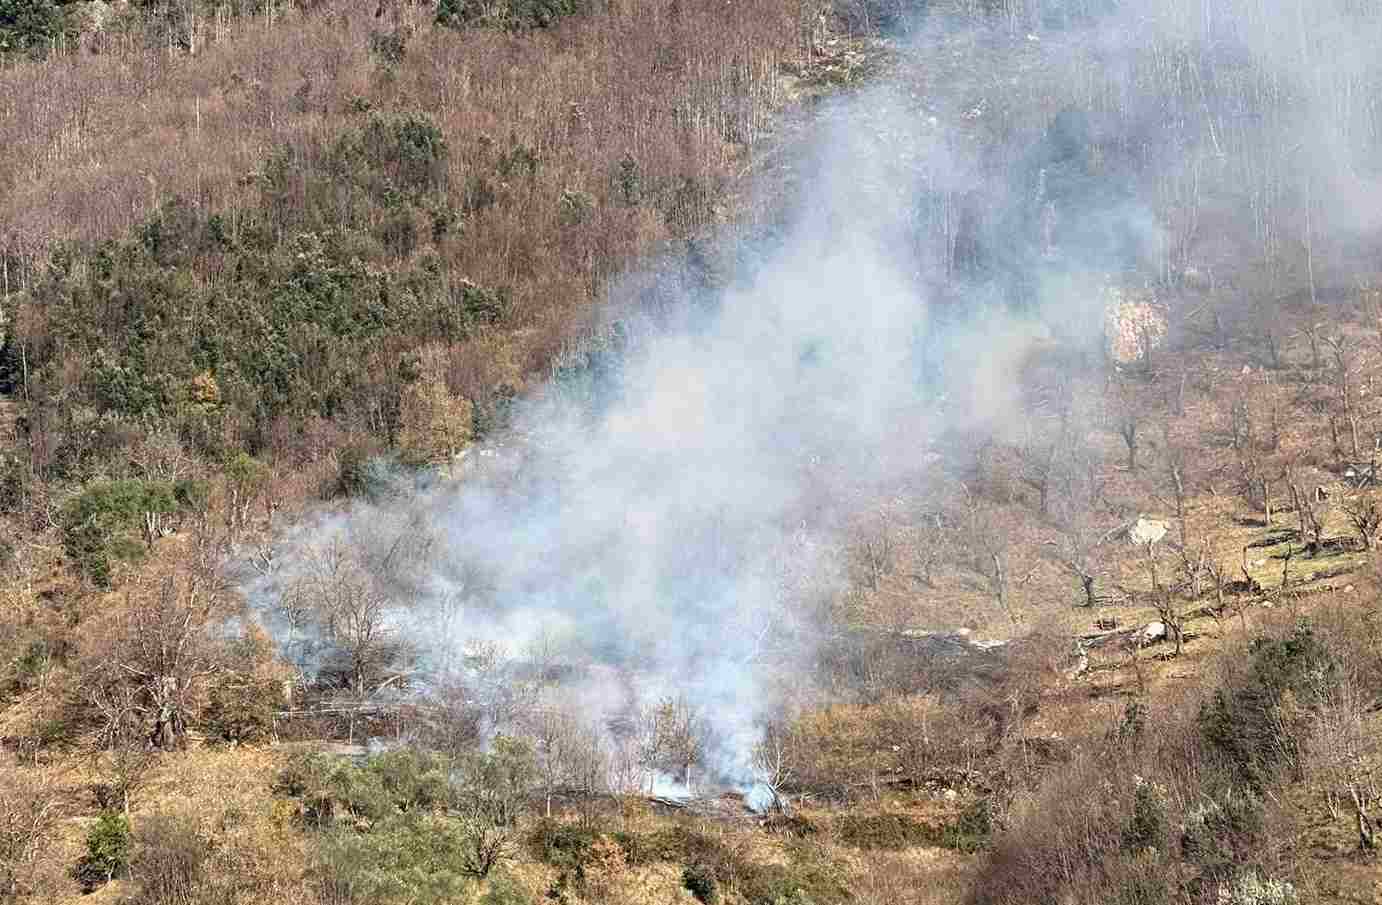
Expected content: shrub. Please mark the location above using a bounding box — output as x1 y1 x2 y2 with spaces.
833 813 938 850
737 856 848 905
1180 786 1264 879
204 672 279 744
480 871 531 905
1198 621 1331 789
368 27 407 66
129 809 212 905
78 811 130 889
315 813 472 905
528 819 599 872
683 862 719 904
60 478 179 585
940 798 993 853
1215 870 1298 905
1121 778 1168 853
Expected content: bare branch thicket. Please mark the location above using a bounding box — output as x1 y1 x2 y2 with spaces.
851 512 895 592
1309 648 1382 850
0 763 63 901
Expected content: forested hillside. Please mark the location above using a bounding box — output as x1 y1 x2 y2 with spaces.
7 1 1382 904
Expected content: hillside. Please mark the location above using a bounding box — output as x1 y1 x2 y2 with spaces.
7 1 1382 904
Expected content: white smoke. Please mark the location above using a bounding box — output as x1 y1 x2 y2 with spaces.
244 0 1382 791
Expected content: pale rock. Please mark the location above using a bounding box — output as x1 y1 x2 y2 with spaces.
1128 516 1169 547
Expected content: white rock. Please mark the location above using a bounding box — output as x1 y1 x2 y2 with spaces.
1129 517 1169 547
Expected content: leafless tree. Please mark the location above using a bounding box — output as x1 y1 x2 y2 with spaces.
1324 334 1364 459
910 510 947 589
421 674 482 759
296 542 411 697
526 705 593 818
1342 494 1382 551
1049 520 1099 608
1152 588 1185 658
851 512 895 591
1113 404 1141 472
83 566 235 750
638 695 707 793
1017 418 1061 516
463 640 537 734
1289 480 1327 551
752 720 795 814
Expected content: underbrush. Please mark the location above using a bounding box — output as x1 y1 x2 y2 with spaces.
967 614 1366 905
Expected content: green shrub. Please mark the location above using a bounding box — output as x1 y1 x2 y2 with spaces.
683 862 719 904
1198 621 1331 789
78 811 130 889
558 189 595 226
480 871 532 905
1116 868 1173 905
203 673 278 745
833 812 938 850
370 749 452 813
939 798 993 853
737 857 847 905
60 479 180 585
436 0 585 32
315 813 472 905
613 825 731 868
528 819 599 872
1122 779 1168 853
1180 786 1264 878
368 27 407 65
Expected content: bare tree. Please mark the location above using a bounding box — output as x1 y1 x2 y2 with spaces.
83 565 235 750
1114 405 1141 472
1288 480 1327 551
296 542 411 697
752 721 795 814
1324 334 1364 459
851 512 895 591
1017 418 1061 515
639 695 707 793
910 510 947 589
1049 521 1099 608
527 705 586 818
1342 494 1382 551
1153 588 1185 658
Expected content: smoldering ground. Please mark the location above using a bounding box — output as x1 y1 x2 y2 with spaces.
241 0 1382 793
